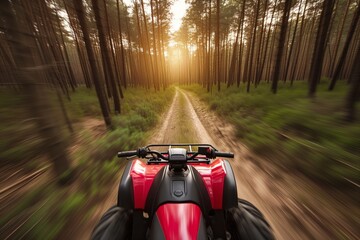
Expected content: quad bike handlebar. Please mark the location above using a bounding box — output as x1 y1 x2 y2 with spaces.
94 143 274 240
117 150 139 158
213 151 235 158
117 144 234 161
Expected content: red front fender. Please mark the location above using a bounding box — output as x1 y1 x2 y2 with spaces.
150 203 207 240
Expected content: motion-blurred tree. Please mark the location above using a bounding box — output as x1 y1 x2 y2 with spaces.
329 2 360 90
345 44 360 122
271 0 292 94
71 0 113 127
92 0 121 114
0 0 73 183
308 0 335 97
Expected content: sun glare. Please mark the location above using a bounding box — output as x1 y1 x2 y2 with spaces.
169 0 189 33
122 0 189 46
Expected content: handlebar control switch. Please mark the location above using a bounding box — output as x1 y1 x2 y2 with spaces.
198 146 216 158
138 148 148 158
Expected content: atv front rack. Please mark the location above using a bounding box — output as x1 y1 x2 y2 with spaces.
117 143 234 165
146 143 218 152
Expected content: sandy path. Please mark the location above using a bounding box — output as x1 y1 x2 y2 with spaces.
80 89 215 239
148 88 214 144
81 88 358 240
185 90 358 240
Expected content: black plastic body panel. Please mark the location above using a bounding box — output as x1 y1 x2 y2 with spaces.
132 210 148 240
116 159 238 239
117 161 134 209
148 215 166 240
145 165 212 223
222 160 238 209
197 216 208 239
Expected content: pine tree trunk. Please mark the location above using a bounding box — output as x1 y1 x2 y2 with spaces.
345 44 360 122
207 0 212 92
329 3 360 90
227 16 241 87
72 0 112 127
290 0 308 84
150 0 160 89
258 0 278 84
1 0 73 183
247 0 261 92
117 0 128 89
308 0 335 97
271 0 292 94
236 0 246 87
92 0 121 114
216 0 220 91
284 0 302 82
255 0 269 86
63 0 92 87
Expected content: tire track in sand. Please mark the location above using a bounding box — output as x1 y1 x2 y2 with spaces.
82 87 357 240
184 89 358 240
149 88 214 144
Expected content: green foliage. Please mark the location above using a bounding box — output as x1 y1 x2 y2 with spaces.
81 87 174 161
9 187 88 240
71 87 175 197
0 187 44 228
64 88 102 119
1 184 73 239
183 81 359 185
0 86 175 239
59 192 86 218
0 90 40 166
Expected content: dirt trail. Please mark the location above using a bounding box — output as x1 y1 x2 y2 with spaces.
80 89 215 239
149 88 214 144
82 88 358 239
184 89 358 240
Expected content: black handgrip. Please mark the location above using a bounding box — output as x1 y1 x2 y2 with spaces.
215 152 234 158
117 150 138 158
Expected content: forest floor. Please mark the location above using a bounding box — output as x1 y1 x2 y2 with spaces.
1 87 357 239
184 89 358 240
77 87 358 239
1 87 175 240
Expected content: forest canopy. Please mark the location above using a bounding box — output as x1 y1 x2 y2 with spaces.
0 0 359 239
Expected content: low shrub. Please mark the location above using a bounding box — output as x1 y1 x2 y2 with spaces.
184 81 359 185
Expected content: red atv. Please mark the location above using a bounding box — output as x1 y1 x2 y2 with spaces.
91 144 273 240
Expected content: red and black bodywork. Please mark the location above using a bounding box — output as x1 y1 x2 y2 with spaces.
117 144 237 240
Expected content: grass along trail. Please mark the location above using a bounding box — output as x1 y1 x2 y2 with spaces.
185 89 358 240
79 87 357 239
